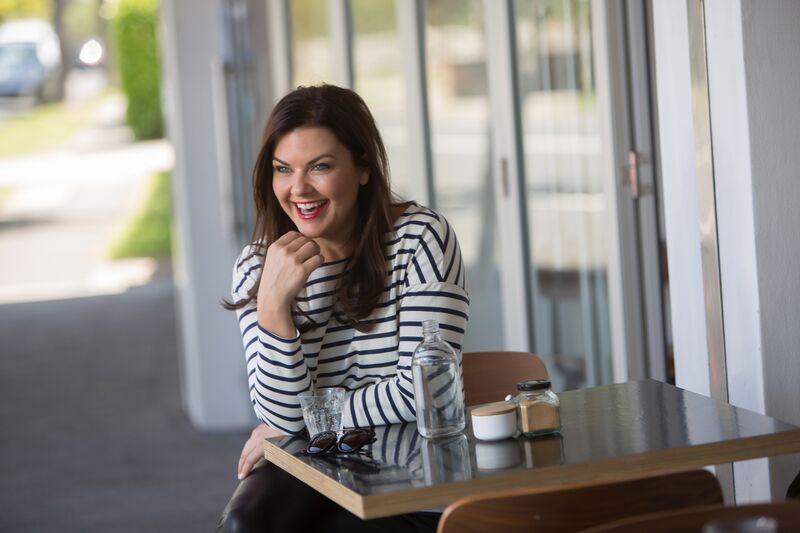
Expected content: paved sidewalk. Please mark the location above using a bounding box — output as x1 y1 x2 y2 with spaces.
0 93 173 304
0 278 246 532
0 84 248 531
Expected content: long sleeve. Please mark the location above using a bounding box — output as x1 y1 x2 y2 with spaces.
342 208 469 428
230 204 469 435
232 247 312 434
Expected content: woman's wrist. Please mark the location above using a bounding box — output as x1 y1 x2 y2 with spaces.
257 300 296 339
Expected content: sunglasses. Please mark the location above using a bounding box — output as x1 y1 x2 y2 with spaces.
306 428 377 456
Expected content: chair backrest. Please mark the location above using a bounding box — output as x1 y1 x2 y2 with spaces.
581 500 800 533
462 351 548 407
437 469 723 533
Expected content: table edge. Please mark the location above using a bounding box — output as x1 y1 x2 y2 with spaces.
262 424 800 519
360 427 800 519
263 438 366 516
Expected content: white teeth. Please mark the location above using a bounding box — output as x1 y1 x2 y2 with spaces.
296 200 326 212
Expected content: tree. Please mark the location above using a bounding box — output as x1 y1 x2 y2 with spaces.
0 0 49 22
51 0 68 100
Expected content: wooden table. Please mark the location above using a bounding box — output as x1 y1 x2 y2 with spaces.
262 379 800 519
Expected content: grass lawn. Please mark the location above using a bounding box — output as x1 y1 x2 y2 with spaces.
0 94 110 158
0 186 11 210
108 170 173 259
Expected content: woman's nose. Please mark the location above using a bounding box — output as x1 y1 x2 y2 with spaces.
289 171 312 195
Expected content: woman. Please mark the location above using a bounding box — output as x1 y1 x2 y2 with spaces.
221 84 469 532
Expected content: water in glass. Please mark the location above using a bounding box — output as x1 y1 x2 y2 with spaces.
298 387 345 437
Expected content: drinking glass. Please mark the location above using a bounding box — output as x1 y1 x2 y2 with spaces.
298 387 345 437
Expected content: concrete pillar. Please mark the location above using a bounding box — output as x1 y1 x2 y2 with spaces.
159 0 254 430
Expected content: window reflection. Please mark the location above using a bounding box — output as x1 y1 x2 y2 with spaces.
351 0 411 198
516 0 612 390
290 0 333 86
426 0 505 351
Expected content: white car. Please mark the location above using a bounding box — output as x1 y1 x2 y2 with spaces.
0 19 63 101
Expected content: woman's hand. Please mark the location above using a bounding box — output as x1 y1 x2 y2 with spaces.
238 423 287 480
257 231 324 337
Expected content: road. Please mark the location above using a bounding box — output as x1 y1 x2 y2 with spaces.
0 72 174 304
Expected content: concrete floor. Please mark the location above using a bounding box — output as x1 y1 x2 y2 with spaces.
0 275 247 532
0 73 248 532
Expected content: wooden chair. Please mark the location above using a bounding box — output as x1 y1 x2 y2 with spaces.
462 351 548 407
580 500 800 532
437 469 723 533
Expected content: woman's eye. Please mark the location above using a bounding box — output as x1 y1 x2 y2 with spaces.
311 163 330 171
274 166 291 174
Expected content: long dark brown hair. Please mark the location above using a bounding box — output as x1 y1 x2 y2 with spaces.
224 84 394 332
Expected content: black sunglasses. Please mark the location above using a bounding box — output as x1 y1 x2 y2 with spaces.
306 428 377 456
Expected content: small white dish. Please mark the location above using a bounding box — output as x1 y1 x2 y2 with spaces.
471 401 517 441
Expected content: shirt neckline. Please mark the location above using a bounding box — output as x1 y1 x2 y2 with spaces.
316 202 418 269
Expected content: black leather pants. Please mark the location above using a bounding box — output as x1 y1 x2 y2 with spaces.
218 459 440 533
788 470 800 499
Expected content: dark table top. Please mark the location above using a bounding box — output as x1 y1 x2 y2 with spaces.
263 379 800 519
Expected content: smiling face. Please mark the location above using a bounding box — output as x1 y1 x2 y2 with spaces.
272 127 369 260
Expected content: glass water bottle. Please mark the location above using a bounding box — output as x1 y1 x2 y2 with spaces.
411 319 466 438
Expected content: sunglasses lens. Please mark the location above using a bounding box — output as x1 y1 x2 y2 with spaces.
338 429 375 453
307 431 337 455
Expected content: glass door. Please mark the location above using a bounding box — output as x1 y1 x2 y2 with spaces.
501 0 665 390
289 0 334 85
351 0 412 198
513 0 612 389
424 0 505 351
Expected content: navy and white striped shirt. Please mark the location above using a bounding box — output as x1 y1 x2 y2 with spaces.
231 203 470 435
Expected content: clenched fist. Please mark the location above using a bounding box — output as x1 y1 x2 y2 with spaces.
257 232 324 337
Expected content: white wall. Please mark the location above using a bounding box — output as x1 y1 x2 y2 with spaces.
654 0 800 501
704 0 768 502
705 0 800 501
739 0 800 498
650 0 711 397
160 0 254 430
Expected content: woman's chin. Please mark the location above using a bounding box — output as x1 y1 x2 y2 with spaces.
292 222 322 239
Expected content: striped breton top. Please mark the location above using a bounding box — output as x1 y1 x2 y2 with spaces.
231 202 470 435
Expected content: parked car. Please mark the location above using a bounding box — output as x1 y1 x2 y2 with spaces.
0 19 62 102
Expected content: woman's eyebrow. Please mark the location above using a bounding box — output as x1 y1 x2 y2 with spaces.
272 154 336 166
308 154 336 164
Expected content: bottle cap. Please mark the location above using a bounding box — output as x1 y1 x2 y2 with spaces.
421 319 439 335
516 380 552 391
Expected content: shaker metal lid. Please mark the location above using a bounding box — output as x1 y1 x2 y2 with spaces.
516 379 552 391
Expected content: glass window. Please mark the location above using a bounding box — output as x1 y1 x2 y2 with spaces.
425 0 505 351
515 0 612 389
351 0 411 198
290 0 333 86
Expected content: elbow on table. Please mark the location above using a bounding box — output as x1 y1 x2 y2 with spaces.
253 406 305 436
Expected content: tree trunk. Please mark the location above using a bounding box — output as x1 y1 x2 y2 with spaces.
51 0 69 101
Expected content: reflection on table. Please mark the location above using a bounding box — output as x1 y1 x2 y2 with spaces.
263 380 800 519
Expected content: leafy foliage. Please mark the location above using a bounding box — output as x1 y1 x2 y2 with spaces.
0 0 49 22
112 0 162 140
108 170 173 259
0 93 107 158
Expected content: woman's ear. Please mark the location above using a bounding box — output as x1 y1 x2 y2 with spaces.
359 167 369 186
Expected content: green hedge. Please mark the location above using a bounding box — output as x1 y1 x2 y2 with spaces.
108 171 173 259
113 0 163 140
